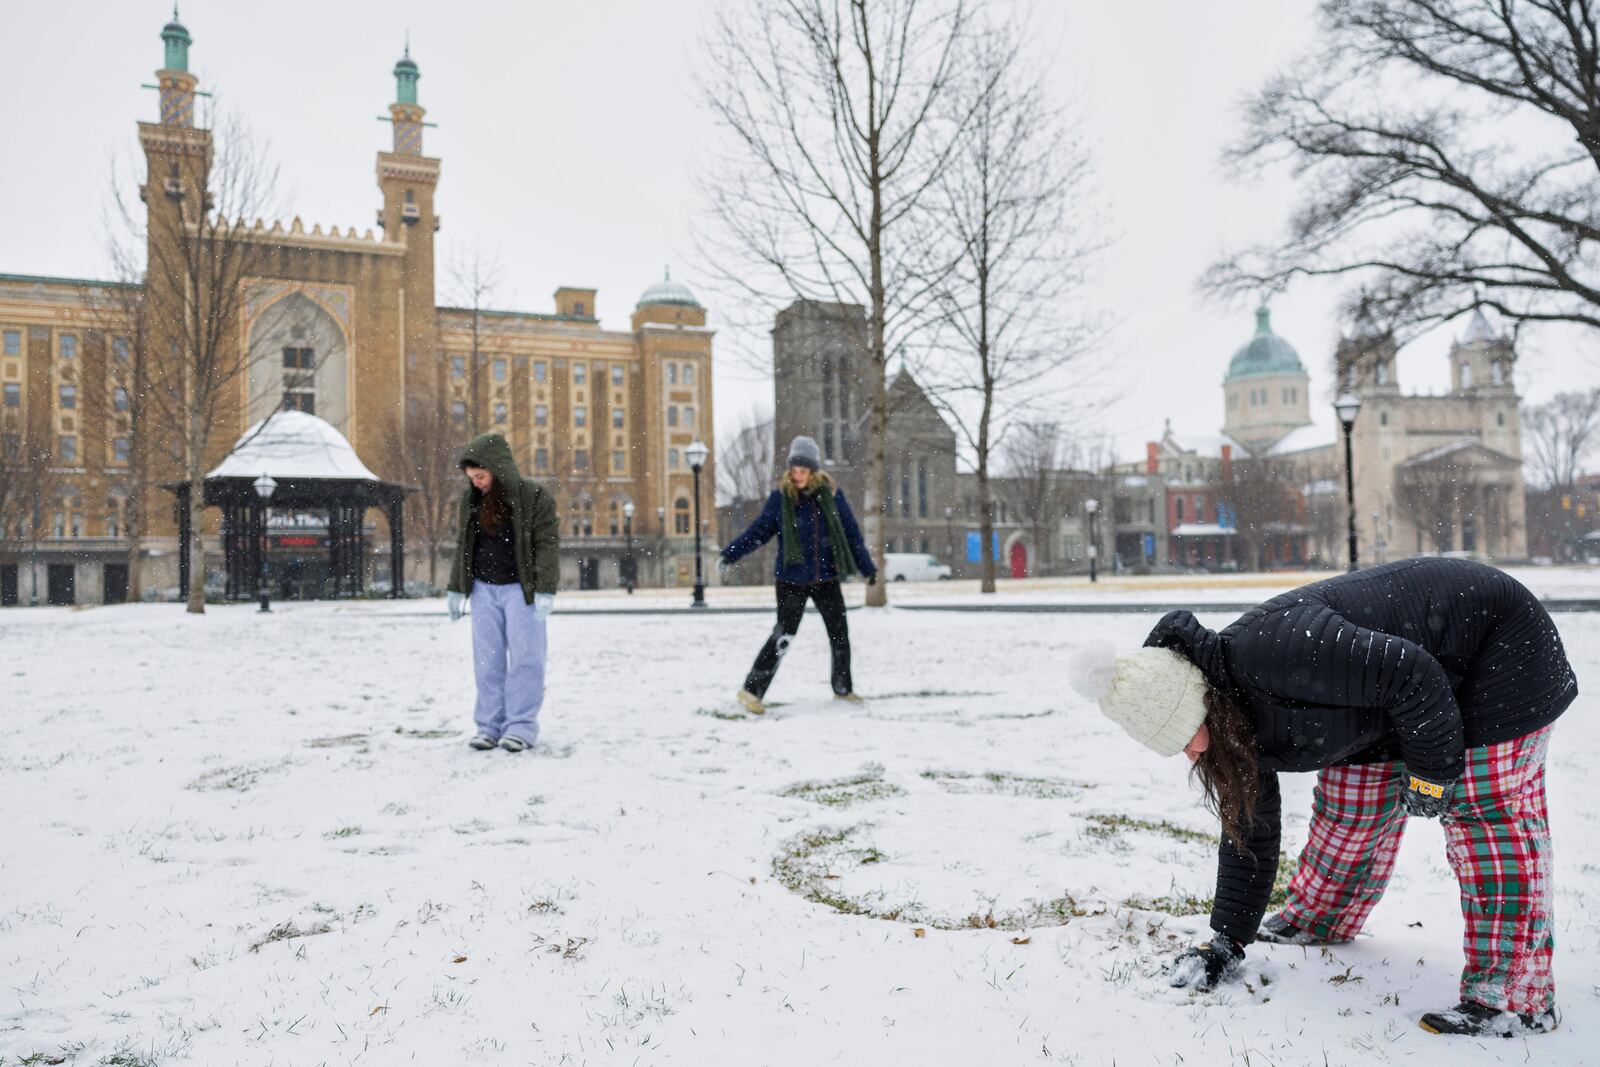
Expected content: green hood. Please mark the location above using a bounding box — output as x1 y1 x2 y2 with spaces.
448 432 561 600
460 432 523 492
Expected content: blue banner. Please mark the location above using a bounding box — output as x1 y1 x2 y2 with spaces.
965 531 1002 563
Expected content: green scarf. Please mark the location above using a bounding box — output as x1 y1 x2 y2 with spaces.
781 481 857 579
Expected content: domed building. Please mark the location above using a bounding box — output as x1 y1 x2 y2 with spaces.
1221 304 1312 452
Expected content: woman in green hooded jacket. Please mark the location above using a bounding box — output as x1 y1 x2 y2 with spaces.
446 433 560 752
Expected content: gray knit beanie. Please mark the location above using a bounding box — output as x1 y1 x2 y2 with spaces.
786 435 822 471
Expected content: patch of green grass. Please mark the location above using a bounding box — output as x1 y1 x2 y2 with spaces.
248 919 332 953
1083 814 1215 845
323 825 362 839
394 726 456 740
772 824 1090 931
921 769 1082 799
188 763 275 792
306 733 367 748
695 706 750 721
1123 854 1301 918
780 763 906 807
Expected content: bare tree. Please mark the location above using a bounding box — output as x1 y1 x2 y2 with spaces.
121 114 280 613
1524 387 1600 490
382 395 460 590
75 239 151 601
700 0 975 606
1207 1 1600 337
1396 462 1480 553
0 416 61 605
1209 453 1299 571
915 21 1100 593
717 409 775 506
1002 421 1069 576
444 245 504 432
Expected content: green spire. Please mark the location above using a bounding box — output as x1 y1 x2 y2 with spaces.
161 5 191 72
394 36 419 105
1254 303 1272 334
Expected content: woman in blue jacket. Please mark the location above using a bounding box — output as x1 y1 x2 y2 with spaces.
719 435 878 713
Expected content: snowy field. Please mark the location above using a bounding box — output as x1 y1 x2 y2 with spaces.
2 587 1597 1065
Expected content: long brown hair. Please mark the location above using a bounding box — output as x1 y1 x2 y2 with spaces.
466 465 508 533
779 468 833 499
1191 686 1260 853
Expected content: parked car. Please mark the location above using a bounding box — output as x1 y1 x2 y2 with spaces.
884 552 953 582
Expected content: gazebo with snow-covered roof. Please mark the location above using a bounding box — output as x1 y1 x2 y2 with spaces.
167 410 413 600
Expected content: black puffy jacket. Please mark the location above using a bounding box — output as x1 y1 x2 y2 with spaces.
1144 558 1577 948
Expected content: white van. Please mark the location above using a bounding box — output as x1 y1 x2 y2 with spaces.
884 552 953 582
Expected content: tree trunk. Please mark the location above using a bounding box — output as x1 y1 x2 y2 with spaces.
977 448 996 594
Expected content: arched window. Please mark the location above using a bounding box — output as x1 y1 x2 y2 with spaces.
1460 361 1473 390
673 498 691 535
1491 360 1504 386
1375 361 1388 386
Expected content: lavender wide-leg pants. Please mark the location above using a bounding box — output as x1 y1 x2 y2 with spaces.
469 581 547 745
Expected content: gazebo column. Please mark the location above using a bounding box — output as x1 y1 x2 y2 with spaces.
389 499 405 598
177 486 191 598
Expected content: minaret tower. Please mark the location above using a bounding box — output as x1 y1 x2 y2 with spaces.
376 40 440 404
139 8 212 231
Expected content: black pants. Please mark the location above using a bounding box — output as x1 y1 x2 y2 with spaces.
743 580 852 699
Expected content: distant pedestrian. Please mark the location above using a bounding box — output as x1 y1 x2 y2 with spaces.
446 433 560 753
1083 558 1576 1037
719 435 877 713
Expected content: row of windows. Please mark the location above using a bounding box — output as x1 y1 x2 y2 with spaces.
886 459 931 519
450 357 638 389
1173 496 1208 523
9 434 133 464
3 330 130 361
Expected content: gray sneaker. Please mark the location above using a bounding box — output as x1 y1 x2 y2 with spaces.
499 736 531 753
468 735 497 751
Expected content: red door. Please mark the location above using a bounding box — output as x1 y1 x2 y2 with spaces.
1009 541 1028 579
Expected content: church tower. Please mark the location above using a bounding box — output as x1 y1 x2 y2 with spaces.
376 42 440 403
1449 307 1516 395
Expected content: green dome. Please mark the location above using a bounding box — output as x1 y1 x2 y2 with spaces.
636 270 700 309
1224 305 1305 382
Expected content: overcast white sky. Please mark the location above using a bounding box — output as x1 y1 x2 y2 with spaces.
2 1 1592 464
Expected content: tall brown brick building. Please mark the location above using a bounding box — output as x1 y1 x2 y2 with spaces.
0 14 715 604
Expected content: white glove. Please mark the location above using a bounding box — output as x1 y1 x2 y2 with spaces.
717 558 732 581
447 591 465 621
533 593 555 620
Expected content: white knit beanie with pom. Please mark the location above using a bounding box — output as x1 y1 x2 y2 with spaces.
1069 643 1210 757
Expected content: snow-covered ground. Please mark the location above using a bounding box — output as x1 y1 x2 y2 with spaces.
2 589 1596 1065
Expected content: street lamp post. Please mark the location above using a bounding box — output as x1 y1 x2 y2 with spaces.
944 506 954 566
1335 392 1363 572
686 439 709 608
622 501 636 594
1084 498 1100 583
253 473 278 613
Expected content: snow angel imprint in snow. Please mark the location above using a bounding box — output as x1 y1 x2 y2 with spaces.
447 432 560 754
718 435 878 715
1082 558 1577 1039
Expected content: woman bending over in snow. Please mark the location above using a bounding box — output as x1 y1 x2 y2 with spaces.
717 435 878 713
446 432 560 753
1083 558 1576 1037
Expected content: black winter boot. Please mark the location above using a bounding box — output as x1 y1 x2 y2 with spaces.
1418 1001 1559 1037
1256 912 1349 946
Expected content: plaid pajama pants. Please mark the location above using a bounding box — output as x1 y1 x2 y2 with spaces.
1279 725 1555 1015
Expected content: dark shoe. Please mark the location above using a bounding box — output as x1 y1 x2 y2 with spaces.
468 734 498 751
499 737 531 753
1257 912 1348 946
1418 1001 1559 1037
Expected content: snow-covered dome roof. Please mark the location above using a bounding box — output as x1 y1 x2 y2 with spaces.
636 269 701 310
1225 304 1306 383
208 409 380 481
